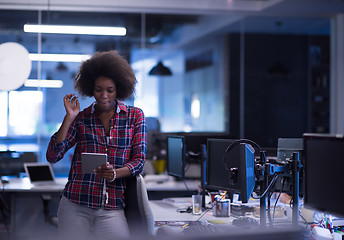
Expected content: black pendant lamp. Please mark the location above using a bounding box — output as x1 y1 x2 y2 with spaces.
149 61 172 76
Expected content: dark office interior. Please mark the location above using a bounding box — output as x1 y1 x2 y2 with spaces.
1 0 344 239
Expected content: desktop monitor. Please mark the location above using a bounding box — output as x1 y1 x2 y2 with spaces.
206 139 255 203
167 136 186 179
0 151 24 176
184 133 229 157
303 133 344 217
274 138 304 195
238 143 256 203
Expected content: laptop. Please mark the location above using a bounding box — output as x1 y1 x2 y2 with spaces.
24 163 58 186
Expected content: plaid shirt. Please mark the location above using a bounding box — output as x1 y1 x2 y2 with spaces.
46 101 147 210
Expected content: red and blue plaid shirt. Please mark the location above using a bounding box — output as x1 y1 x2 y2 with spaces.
46 101 147 210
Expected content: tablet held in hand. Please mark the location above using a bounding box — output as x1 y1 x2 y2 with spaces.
81 152 108 174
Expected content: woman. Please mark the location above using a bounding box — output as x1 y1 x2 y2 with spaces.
46 50 146 240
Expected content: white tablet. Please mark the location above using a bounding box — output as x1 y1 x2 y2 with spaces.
81 152 108 174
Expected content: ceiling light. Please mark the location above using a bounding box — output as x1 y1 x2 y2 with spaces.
29 53 91 62
191 94 200 119
25 79 63 88
148 61 172 76
24 24 126 36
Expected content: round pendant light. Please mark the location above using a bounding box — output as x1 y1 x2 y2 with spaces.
0 42 32 91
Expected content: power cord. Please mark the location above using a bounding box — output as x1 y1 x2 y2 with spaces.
182 178 190 192
181 194 226 229
250 173 279 200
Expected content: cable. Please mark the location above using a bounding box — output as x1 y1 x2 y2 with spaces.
182 194 226 228
250 173 279 200
299 212 309 229
182 178 190 192
223 139 267 173
272 176 285 223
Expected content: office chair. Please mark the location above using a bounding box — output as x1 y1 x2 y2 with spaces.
41 194 58 227
40 174 155 236
124 174 154 237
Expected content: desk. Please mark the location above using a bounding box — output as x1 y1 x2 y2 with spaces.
1 177 67 192
2 176 199 192
145 179 200 200
149 198 308 240
0 177 67 238
0 176 199 238
150 197 231 222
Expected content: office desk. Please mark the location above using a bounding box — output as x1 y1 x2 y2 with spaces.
150 198 231 222
1 177 67 192
149 198 308 240
2 176 199 192
0 177 67 238
0 176 199 238
145 179 200 200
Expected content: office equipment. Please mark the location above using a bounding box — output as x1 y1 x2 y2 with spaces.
0 151 24 177
184 134 228 156
303 133 344 218
167 136 186 179
207 138 301 227
274 138 304 195
24 163 56 186
151 197 307 239
231 216 259 229
182 222 219 235
206 138 255 204
206 138 238 192
145 117 161 160
237 143 256 204
81 152 107 174
222 141 256 204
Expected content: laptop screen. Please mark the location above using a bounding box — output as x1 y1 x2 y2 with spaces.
24 163 55 182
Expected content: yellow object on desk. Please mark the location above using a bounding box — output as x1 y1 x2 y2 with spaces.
152 159 166 174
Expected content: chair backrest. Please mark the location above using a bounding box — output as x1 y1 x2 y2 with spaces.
124 174 154 236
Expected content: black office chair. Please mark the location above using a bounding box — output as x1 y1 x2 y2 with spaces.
41 174 155 237
124 174 154 237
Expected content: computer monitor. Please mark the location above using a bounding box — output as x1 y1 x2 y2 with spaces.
206 139 255 203
238 143 256 203
167 136 186 179
303 133 344 217
184 133 229 157
206 139 237 191
0 151 24 176
274 138 304 195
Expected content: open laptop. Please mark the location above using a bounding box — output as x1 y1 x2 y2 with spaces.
24 163 58 186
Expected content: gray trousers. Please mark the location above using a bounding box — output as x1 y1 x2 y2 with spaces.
57 195 130 240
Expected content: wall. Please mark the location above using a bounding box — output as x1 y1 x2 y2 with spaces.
229 33 316 148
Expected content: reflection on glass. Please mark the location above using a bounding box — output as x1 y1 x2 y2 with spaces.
8 91 43 136
0 91 8 137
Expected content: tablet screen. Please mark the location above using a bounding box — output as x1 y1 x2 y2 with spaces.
81 153 108 174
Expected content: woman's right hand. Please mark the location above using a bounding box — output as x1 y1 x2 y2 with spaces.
63 94 80 119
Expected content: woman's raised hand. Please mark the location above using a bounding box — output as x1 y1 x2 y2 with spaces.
63 94 80 119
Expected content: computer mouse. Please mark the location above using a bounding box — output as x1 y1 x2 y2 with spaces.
232 216 259 228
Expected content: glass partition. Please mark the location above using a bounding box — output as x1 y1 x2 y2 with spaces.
0 8 332 174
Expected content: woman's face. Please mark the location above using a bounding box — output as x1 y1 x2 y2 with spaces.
93 76 117 112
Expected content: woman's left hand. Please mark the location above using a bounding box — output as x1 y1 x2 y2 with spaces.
94 163 116 181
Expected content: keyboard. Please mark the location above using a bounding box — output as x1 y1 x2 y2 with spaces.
182 222 220 236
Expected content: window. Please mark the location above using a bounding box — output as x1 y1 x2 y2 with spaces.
0 92 8 137
7 91 43 136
